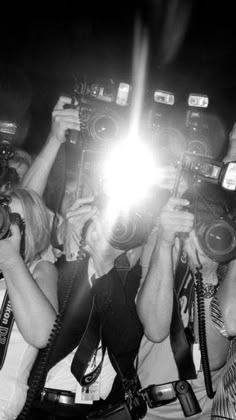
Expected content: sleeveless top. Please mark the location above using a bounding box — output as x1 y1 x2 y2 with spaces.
0 257 52 420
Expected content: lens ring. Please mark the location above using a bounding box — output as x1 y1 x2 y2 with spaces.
88 111 121 143
204 220 236 256
109 218 136 247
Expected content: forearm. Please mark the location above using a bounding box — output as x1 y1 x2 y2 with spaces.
21 134 61 196
217 260 236 337
137 239 174 342
3 255 57 348
223 141 236 163
223 123 236 163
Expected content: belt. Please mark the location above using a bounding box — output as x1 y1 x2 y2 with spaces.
41 388 76 405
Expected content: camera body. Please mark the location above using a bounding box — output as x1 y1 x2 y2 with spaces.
0 195 25 240
92 186 169 251
0 194 25 263
177 152 236 263
102 206 154 251
0 121 20 189
65 79 131 149
0 142 19 188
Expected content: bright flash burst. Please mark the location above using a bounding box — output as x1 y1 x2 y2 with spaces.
102 139 159 211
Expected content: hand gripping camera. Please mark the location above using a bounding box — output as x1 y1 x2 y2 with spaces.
0 195 25 257
175 152 236 263
65 79 131 148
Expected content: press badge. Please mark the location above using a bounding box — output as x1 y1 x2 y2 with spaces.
75 351 101 404
75 378 100 404
193 343 201 372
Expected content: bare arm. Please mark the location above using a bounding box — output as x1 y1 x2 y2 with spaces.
0 225 58 349
22 95 80 196
136 197 194 342
217 259 236 337
223 122 236 163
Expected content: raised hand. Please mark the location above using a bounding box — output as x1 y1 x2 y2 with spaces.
49 95 81 144
159 196 194 245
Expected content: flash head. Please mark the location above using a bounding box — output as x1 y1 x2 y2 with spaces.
180 152 236 191
188 94 209 108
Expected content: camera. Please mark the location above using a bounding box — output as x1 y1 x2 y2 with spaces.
77 146 170 251
103 210 153 251
65 79 131 148
0 142 19 188
146 90 226 161
176 152 236 263
84 187 169 252
0 194 25 263
0 121 20 189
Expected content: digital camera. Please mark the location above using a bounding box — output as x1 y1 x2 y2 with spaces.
176 153 236 263
87 188 169 252
0 142 19 188
65 79 131 148
0 195 25 256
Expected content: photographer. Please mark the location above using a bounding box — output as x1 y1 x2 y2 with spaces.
136 183 233 419
210 122 236 420
0 187 58 419
22 95 81 195
20 94 167 419
30 199 148 420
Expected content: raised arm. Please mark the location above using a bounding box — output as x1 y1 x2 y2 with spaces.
223 122 236 163
216 259 236 338
136 196 194 342
0 224 58 349
22 95 80 196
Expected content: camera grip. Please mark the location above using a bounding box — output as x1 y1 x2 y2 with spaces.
175 380 201 417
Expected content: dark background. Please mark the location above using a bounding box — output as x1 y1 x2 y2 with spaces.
0 0 235 155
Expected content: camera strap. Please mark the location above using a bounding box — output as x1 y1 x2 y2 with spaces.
170 248 197 380
0 292 14 369
109 350 147 420
71 295 106 387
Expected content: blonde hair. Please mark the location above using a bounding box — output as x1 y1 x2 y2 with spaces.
10 188 51 263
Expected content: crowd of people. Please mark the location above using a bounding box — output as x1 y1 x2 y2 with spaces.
0 88 235 420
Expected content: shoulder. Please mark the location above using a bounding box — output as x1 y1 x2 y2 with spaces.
30 258 58 281
32 259 58 308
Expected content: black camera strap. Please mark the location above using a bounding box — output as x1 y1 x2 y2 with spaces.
71 295 106 387
109 350 147 420
170 246 197 380
0 292 14 369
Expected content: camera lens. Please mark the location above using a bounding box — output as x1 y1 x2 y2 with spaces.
88 111 121 143
205 221 236 254
108 217 136 250
107 213 149 251
197 218 236 262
